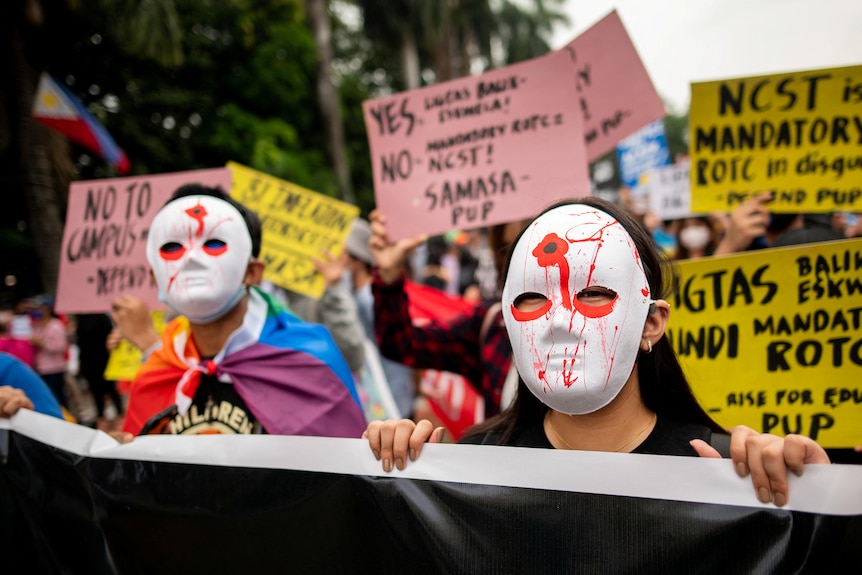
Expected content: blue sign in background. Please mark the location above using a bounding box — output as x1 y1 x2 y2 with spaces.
616 119 670 189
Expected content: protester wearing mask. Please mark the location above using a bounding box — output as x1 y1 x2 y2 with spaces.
365 197 830 508
118 184 366 439
673 217 717 260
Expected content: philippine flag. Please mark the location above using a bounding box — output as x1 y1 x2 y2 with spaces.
32 72 130 174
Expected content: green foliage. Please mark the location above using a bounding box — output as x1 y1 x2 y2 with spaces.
252 138 339 197
338 73 376 215
38 0 363 204
352 0 568 84
663 110 690 160
107 0 185 67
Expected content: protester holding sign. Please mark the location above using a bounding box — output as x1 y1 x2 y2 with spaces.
119 184 366 438
369 213 534 419
109 293 163 360
711 192 772 255
365 197 830 507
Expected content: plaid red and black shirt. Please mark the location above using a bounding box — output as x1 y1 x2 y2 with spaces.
372 273 512 418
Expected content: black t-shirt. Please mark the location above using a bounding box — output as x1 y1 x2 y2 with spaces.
460 416 720 457
139 373 262 435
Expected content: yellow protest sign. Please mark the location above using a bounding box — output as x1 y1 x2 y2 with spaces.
690 64 862 213
103 311 166 381
668 239 862 447
227 162 360 299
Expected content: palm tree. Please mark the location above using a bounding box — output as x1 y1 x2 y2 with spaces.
353 0 426 90
493 0 567 66
353 0 568 89
306 0 355 204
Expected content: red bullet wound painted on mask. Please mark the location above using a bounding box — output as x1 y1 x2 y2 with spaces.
532 233 572 311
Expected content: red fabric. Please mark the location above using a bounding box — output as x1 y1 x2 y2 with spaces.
122 323 196 435
180 359 216 402
404 281 475 324
122 365 184 435
419 369 485 441
35 117 100 153
373 274 513 418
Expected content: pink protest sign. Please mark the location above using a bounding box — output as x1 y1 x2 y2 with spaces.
563 10 667 161
55 168 232 314
363 50 590 240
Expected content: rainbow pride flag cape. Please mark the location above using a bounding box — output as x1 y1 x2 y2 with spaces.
123 287 366 437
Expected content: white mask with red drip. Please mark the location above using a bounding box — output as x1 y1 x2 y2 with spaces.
502 204 653 415
146 194 253 323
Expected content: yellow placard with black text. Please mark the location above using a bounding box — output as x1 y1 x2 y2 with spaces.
690 64 862 213
669 238 862 447
227 162 360 299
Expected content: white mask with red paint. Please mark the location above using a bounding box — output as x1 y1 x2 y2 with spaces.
501 204 652 415
146 194 252 323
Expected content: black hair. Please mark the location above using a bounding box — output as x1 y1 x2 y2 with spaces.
165 184 263 258
464 197 725 444
488 222 512 286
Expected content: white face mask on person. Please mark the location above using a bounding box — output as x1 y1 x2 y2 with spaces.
501 204 652 415
678 225 712 251
146 195 253 323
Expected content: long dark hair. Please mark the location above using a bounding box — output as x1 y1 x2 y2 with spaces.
464 197 725 444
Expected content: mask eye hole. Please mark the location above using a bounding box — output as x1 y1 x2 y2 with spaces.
203 239 228 256
159 242 186 261
511 292 551 321
573 287 618 319
513 292 548 311
575 287 617 307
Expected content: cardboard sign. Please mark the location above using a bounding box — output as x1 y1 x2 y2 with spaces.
355 338 401 421
55 168 232 314
228 162 359 299
419 368 485 441
563 10 667 161
644 162 693 220
669 238 862 447
616 119 671 189
363 50 590 240
690 64 862 213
